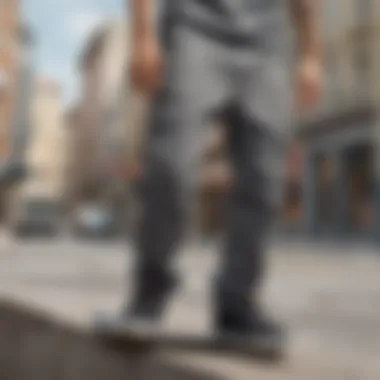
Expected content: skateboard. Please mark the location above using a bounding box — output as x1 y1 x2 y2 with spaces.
92 313 285 361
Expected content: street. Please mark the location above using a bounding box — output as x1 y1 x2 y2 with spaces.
0 236 380 379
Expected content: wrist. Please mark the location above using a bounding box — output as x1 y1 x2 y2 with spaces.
131 0 155 40
299 42 322 62
298 51 322 66
132 26 155 41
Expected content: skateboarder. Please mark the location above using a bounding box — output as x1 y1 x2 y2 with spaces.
124 0 322 343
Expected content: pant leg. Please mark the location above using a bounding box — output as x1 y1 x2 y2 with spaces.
134 25 230 295
217 59 292 315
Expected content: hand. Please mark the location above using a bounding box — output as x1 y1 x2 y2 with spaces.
130 34 163 97
294 55 323 112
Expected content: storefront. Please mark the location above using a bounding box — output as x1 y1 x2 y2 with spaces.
195 107 380 243
292 107 379 242
309 143 374 238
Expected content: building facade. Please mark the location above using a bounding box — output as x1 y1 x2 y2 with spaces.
73 19 132 233
65 104 81 209
72 3 380 242
0 0 21 159
12 78 68 202
0 0 34 220
286 0 380 242
96 19 129 204
74 25 108 203
0 0 33 160
10 26 34 165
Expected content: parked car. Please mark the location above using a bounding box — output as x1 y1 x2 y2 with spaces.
71 203 117 239
9 196 62 237
0 161 28 187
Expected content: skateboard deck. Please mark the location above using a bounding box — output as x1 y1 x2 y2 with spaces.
92 313 285 361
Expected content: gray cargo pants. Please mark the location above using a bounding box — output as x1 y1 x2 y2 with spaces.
133 23 292 315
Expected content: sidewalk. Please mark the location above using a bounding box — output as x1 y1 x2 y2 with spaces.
0 240 380 379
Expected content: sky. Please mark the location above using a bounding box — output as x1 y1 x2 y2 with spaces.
22 0 125 108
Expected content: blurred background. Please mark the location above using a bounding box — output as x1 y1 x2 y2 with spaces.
1 2 380 379
0 0 379 243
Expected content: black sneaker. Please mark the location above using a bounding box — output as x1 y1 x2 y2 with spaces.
215 309 286 359
93 274 177 336
104 275 176 338
123 271 177 322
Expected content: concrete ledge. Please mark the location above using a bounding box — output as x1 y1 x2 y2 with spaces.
1 245 380 379
0 299 224 380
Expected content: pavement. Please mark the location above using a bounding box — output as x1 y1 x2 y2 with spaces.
0 236 380 379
